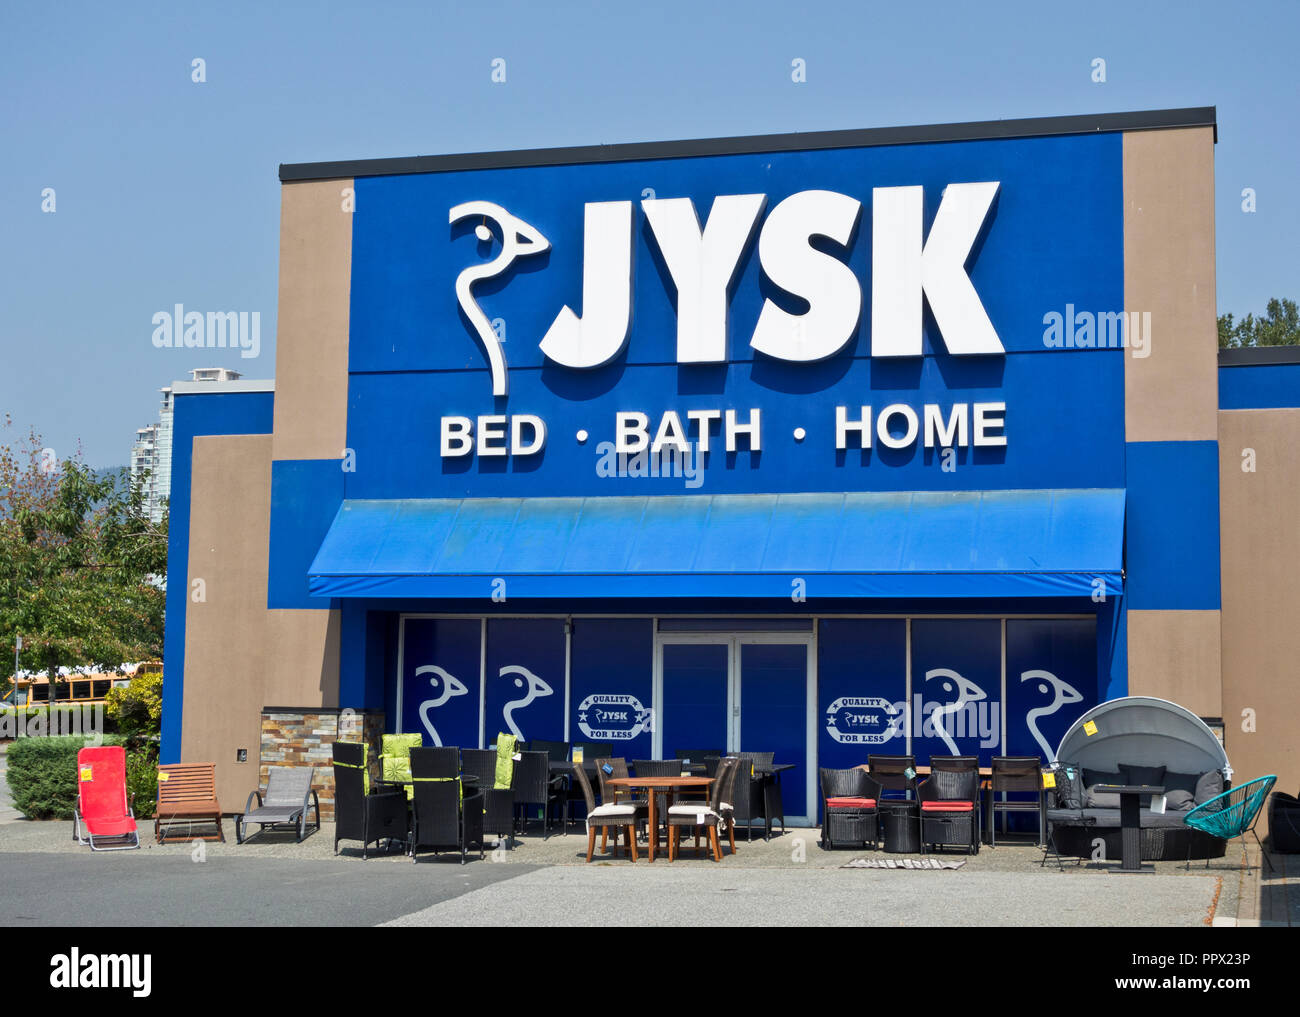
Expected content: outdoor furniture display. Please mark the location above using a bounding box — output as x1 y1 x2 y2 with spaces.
1047 696 1234 862
606 774 716 862
571 762 638 862
986 756 1045 846
1268 787 1300 854
333 741 408 858
667 757 740 862
819 767 882 851
868 755 917 800
461 748 516 847
881 800 921 853
917 764 980 855
408 749 484 864
73 746 140 851
512 749 566 838
1184 775 1277 872
155 762 225 844
235 765 321 844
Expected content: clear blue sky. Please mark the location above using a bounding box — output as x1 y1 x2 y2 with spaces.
1 0 1295 467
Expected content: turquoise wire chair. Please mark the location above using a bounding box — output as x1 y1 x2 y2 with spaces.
1183 775 1276 872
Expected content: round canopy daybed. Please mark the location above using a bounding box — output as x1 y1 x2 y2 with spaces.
1048 696 1231 862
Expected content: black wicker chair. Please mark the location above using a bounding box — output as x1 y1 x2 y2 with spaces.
919 765 980 854
512 749 566 838
409 746 459 778
667 757 739 861
461 748 516 849
731 752 775 841
632 759 681 839
409 749 483 864
820 767 883 850
571 762 638 861
524 739 570 763
331 741 408 859
987 756 1045 846
867 754 917 800
594 758 649 844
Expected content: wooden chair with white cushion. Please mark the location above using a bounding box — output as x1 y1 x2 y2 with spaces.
571 762 638 862
667 757 739 862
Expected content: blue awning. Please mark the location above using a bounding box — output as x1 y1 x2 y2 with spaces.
307 489 1124 600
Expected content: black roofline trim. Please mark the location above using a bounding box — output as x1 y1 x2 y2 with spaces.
1219 346 1300 367
279 106 1217 182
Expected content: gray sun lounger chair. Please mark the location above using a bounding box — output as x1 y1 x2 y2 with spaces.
235 766 321 843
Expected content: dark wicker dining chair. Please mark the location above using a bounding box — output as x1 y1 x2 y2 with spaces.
731 752 774 841
820 767 883 850
461 748 516 848
332 741 407 859
512 749 566 839
918 765 980 854
409 750 483 865
632 759 681 838
571 762 638 862
409 746 459 778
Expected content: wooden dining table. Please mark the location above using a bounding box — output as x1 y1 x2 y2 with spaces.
605 775 714 863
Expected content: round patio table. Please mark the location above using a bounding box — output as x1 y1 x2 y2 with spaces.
605 775 713 863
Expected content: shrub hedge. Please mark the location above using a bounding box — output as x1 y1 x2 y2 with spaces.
4 735 157 820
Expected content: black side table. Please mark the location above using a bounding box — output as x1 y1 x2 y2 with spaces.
881 800 920 853
1094 784 1164 872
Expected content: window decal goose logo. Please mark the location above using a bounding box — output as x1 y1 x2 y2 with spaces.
449 201 550 397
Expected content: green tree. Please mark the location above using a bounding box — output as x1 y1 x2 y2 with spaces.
0 417 166 704
1218 297 1300 349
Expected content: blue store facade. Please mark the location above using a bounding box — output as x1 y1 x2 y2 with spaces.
162 108 1228 824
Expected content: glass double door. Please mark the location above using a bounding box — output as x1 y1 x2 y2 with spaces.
654 634 813 824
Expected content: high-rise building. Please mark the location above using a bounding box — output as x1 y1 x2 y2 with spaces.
132 368 241 522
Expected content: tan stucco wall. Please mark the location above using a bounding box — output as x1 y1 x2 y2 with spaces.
1123 127 1218 442
1219 408 1300 826
1125 610 1223 719
182 433 340 810
272 178 352 462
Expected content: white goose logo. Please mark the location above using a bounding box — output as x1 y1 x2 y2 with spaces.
924 668 988 754
448 201 550 397
499 665 553 741
1021 669 1082 762
415 665 469 746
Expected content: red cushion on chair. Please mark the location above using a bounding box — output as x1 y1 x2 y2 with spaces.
826 796 876 809
921 801 974 812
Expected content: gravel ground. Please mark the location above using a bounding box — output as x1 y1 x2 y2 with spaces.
383 864 1220 927
0 815 1244 926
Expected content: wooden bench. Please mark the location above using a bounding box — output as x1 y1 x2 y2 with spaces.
156 763 225 843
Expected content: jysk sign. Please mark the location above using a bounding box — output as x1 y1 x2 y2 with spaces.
347 134 1125 500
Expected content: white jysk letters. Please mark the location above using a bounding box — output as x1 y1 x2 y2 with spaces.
453 183 1004 386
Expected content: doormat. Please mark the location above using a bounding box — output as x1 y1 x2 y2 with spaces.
841 857 967 870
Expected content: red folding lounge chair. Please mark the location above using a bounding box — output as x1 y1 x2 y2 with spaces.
73 746 141 851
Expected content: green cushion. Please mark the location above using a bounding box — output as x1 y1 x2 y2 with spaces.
494 733 517 790
381 733 422 799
